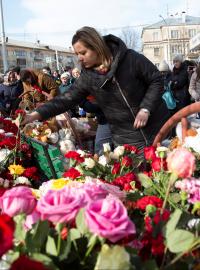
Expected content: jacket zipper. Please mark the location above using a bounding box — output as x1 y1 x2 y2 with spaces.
114 77 149 146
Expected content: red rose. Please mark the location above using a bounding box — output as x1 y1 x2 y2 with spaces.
20 143 30 152
136 196 163 211
151 158 167 172
64 151 84 163
0 137 16 150
124 144 138 154
10 255 49 270
0 214 15 257
112 162 121 174
15 109 26 117
144 146 156 161
121 156 132 167
113 172 140 191
63 168 81 179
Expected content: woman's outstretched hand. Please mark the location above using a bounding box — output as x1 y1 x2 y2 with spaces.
133 109 149 129
21 111 42 126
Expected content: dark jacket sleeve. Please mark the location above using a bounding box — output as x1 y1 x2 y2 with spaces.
134 53 163 113
36 76 90 120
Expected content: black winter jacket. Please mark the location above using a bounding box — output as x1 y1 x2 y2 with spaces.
170 64 190 111
36 35 169 147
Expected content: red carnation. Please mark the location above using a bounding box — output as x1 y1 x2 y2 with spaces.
144 146 156 161
124 144 138 154
23 167 38 179
144 209 170 233
136 196 163 211
15 109 26 117
151 158 167 172
65 151 84 163
112 162 121 175
113 172 140 191
121 156 132 167
0 214 15 257
63 168 81 179
10 255 49 270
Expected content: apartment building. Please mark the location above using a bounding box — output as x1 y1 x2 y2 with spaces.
141 15 200 66
0 39 77 73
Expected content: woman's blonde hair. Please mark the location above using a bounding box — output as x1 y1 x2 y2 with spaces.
72 26 111 68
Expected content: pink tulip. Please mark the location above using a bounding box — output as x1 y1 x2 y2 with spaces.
85 195 136 243
167 148 196 178
37 186 87 223
0 186 37 217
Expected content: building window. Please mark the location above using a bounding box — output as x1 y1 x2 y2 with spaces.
14 50 26 57
170 44 182 54
16 58 26 66
154 48 160 56
171 30 179 39
188 29 196 38
153 32 159 41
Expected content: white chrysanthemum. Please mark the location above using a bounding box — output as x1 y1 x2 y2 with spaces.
15 176 31 185
84 158 95 169
0 149 11 163
103 143 111 153
48 132 59 144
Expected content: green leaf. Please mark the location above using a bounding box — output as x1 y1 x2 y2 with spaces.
166 229 195 253
143 260 159 270
14 214 26 242
75 209 88 235
46 236 58 256
165 209 182 238
25 220 49 252
70 228 81 241
31 253 59 270
59 234 71 261
137 173 153 188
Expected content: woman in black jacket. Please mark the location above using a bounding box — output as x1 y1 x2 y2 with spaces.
22 26 169 150
169 54 190 113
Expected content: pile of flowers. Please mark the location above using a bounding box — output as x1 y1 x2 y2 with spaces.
0 140 200 269
0 113 40 189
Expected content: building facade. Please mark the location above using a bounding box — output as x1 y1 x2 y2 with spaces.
0 39 77 73
141 15 200 66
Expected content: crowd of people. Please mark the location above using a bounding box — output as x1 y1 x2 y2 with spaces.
1 26 200 154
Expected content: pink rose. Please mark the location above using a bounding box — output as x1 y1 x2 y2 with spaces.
82 182 108 202
24 209 41 230
37 186 86 223
0 187 37 217
85 195 136 243
167 148 196 178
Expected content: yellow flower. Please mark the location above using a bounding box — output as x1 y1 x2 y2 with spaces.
8 164 25 175
31 188 41 199
95 244 130 270
51 178 71 190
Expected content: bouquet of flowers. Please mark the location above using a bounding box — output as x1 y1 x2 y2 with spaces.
0 142 200 269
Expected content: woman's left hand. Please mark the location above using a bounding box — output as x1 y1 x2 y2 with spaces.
133 109 149 129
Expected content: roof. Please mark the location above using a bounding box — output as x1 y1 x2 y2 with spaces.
0 38 74 54
144 15 200 29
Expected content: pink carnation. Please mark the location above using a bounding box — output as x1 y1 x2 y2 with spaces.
167 148 195 178
0 186 36 217
37 186 87 223
175 178 200 204
85 195 136 243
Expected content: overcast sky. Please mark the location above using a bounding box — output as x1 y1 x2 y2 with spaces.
2 0 200 48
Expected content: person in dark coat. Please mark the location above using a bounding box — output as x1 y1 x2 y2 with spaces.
0 70 23 115
169 54 190 113
22 26 169 150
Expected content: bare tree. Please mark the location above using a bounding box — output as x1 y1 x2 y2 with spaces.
120 27 140 51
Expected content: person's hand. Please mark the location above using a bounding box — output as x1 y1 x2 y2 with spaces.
133 109 149 129
21 111 42 126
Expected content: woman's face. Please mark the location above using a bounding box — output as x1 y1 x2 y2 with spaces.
73 41 100 68
173 60 181 69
